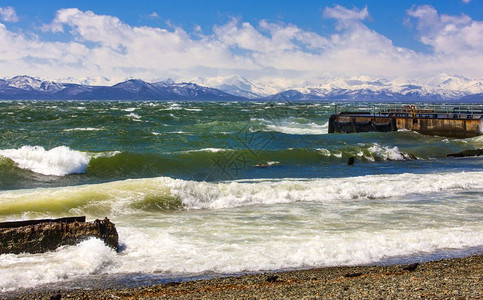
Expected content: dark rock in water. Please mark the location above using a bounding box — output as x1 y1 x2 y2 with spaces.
0 217 119 254
50 292 62 300
403 263 419 272
344 272 363 278
347 156 355 165
266 275 279 282
447 149 483 158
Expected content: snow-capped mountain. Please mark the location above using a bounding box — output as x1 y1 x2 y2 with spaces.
0 74 482 101
0 76 244 100
265 74 483 101
2 75 64 93
189 73 483 101
190 75 266 99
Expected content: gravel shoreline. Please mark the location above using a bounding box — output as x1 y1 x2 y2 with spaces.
4 255 482 299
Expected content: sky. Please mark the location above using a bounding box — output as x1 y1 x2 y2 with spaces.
0 0 482 87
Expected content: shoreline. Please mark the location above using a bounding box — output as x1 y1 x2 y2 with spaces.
6 254 482 299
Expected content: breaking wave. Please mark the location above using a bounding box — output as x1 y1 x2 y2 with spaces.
0 146 89 176
1 171 482 217
1 139 478 181
265 121 329 135
253 117 329 135
318 143 413 161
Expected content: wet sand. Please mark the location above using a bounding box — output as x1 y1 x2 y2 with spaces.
7 255 483 299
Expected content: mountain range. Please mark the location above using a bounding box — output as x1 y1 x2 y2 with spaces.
0 74 482 101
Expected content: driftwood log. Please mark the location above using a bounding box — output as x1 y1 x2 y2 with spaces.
0 217 119 254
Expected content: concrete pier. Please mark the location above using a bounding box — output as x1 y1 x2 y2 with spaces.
329 104 483 138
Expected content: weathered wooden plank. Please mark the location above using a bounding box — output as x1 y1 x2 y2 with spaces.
0 217 119 254
0 216 86 229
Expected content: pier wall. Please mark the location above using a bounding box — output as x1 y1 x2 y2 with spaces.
395 117 482 138
329 114 482 138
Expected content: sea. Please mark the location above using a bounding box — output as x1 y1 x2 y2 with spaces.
0 100 482 292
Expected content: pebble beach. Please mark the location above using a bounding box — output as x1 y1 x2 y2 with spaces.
6 255 482 299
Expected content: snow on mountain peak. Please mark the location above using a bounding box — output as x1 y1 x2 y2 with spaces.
5 75 64 92
1 73 482 100
8 75 43 90
189 75 267 98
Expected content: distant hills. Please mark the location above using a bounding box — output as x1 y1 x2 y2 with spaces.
0 74 482 101
0 76 245 101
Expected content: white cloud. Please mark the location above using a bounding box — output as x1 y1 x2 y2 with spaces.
462 0 471 4
0 6 18 22
0 5 481 88
323 5 369 29
407 5 483 55
149 12 159 19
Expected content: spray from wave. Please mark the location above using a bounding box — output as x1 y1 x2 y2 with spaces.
0 146 89 176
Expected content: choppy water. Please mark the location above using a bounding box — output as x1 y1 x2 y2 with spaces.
0 100 482 292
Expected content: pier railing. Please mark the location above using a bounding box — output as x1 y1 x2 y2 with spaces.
334 104 483 119
375 104 483 119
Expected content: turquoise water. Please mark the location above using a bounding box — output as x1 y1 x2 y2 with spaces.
1 100 482 189
0 100 482 291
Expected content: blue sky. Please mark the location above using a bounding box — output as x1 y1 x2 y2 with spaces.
0 0 482 86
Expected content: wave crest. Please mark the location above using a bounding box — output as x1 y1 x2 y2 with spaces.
2 171 482 217
0 146 89 176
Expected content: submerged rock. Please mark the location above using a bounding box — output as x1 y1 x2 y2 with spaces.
447 149 483 158
0 217 119 254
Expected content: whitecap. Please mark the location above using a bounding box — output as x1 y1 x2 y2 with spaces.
265 121 329 135
0 145 89 176
63 127 103 132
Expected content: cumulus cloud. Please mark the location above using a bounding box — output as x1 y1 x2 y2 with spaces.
407 5 483 55
0 5 481 87
0 6 18 22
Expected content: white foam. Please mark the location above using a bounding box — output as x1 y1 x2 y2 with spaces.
367 143 405 161
126 112 141 120
317 148 331 156
63 127 103 132
0 238 116 292
333 151 342 158
160 103 182 111
0 146 89 176
163 172 483 210
317 144 408 160
113 225 482 276
265 121 329 135
153 131 188 135
88 151 121 159
0 172 482 290
184 148 227 153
